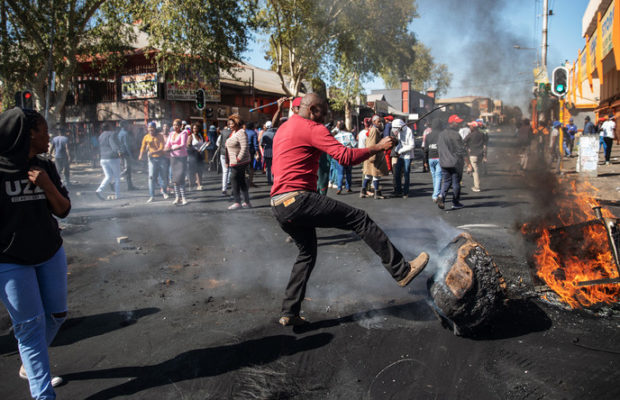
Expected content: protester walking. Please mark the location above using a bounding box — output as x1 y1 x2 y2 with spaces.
225 114 251 209
165 119 188 205
0 108 70 399
464 121 488 192
361 115 389 199
424 119 444 202
600 114 616 165
391 118 414 198
95 123 122 200
333 121 357 194
138 122 169 203
437 115 472 210
117 121 137 191
260 121 276 185
50 129 71 187
187 122 205 190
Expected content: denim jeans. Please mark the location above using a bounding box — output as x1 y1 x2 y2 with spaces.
271 191 410 317
0 246 68 400
440 166 463 204
53 158 70 186
97 158 121 198
392 158 411 195
329 157 339 186
335 163 352 190
148 157 168 197
220 155 231 192
429 158 442 199
264 157 273 184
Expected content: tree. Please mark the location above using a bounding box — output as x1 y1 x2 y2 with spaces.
380 42 452 97
0 0 136 123
135 0 257 81
258 0 418 102
0 0 256 124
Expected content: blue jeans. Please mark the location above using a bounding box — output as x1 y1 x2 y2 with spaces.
335 163 352 190
148 157 168 197
329 157 339 185
0 247 68 400
97 158 121 198
429 158 442 199
393 158 412 195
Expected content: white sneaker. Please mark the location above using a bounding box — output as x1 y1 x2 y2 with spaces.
172 197 180 205
181 199 188 206
146 197 153 203
19 365 63 387
161 192 169 199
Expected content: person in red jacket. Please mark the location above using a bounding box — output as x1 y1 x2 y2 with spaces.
270 93 430 326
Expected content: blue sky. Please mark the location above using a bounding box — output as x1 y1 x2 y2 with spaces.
243 0 589 107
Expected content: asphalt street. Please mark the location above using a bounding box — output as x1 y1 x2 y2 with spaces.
1 128 619 399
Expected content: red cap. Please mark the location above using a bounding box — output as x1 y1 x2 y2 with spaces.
448 114 463 124
292 97 302 107
384 115 394 121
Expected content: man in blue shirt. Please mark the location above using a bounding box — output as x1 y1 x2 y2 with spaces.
563 118 578 157
583 115 596 135
50 129 71 186
245 122 259 187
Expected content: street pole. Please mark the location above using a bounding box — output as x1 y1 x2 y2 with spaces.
541 0 548 68
44 0 55 121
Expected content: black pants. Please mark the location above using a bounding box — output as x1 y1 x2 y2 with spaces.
271 191 410 317
440 166 462 204
231 164 250 204
604 137 614 162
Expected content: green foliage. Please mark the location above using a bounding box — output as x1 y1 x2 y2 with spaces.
0 0 256 119
380 42 452 97
257 0 418 98
135 0 258 81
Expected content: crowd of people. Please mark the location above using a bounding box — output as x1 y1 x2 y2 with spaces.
516 113 616 171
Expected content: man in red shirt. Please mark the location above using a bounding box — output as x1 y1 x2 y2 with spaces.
271 93 430 326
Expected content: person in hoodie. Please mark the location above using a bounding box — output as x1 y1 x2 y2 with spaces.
0 108 70 399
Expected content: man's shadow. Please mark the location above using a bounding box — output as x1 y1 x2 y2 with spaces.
63 333 333 400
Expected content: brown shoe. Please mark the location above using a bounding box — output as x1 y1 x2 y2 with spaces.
278 315 308 326
397 252 430 287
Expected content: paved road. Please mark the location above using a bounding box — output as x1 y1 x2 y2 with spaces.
1 128 618 399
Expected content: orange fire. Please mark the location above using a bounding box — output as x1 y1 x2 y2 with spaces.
524 179 620 308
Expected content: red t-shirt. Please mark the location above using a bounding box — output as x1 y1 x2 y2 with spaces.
271 114 371 196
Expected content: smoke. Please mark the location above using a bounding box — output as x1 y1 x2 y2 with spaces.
416 1 535 110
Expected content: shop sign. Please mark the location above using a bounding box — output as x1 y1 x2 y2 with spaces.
166 79 221 102
121 73 158 100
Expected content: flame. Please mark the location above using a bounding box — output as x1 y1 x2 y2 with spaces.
524 179 620 308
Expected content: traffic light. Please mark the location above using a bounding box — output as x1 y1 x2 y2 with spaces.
195 88 205 110
551 67 568 97
205 107 214 118
14 90 34 108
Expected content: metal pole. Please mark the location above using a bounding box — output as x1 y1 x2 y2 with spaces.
541 0 548 68
44 0 55 121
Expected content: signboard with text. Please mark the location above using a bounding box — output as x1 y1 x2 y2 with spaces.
121 73 158 100
166 80 221 102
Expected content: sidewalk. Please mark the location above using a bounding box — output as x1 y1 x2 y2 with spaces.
560 139 620 205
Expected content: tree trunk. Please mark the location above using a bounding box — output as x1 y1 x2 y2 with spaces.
344 101 352 131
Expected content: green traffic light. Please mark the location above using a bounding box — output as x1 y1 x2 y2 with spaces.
556 84 565 93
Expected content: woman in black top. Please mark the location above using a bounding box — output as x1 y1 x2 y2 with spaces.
0 108 70 399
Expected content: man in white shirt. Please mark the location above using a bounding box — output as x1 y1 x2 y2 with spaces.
600 114 616 165
391 119 415 198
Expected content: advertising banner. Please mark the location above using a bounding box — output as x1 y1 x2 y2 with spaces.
577 135 599 176
121 73 158 100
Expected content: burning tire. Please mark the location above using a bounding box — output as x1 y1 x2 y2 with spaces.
427 233 506 336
